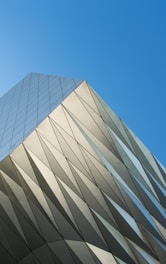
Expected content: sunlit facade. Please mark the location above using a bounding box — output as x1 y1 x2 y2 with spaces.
0 73 165 263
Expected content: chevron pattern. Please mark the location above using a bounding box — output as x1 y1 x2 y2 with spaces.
0 81 165 263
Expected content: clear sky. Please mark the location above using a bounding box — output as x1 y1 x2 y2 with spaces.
0 0 165 166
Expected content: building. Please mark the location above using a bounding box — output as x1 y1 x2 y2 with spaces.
0 73 165 263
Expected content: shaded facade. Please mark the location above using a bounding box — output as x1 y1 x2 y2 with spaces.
0 73 165 263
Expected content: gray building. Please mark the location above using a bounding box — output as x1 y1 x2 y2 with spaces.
0 73 165 263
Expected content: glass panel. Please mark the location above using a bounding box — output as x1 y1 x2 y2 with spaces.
0 73 82 160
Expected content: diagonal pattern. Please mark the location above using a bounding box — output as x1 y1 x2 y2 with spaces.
0 76 165 263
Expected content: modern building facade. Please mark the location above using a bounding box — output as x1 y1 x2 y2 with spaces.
0 73 165 264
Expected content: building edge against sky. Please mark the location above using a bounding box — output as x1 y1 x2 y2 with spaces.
0 73 165 264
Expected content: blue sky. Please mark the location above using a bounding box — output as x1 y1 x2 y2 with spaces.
0 0 165 166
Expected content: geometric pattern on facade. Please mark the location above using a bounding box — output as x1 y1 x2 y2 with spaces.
0 78 165 263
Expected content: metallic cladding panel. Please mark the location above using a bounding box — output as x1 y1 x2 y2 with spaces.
0 77 165 263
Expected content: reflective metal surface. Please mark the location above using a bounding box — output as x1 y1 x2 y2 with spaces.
0 76 165 263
